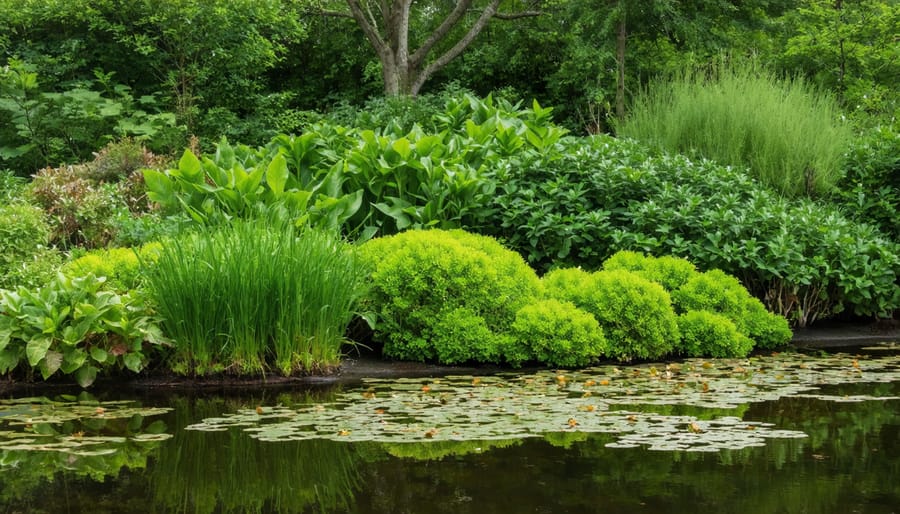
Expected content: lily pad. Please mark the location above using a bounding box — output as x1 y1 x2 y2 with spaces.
188 352 900 452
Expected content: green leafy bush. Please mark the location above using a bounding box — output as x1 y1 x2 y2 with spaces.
0 201 56 289
617 60 851 197
486 134 900 325
677 310 753 358
360 229 540 364
0 273 165 387
510 299 607 367
603 251 698 291
832 125 899 241
143 93 565 239
544 268 679 361
144 217 366 376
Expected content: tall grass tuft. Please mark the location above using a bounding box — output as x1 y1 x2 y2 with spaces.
617 59 851 197
144 214 368 376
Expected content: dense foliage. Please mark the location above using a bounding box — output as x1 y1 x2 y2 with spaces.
486 134 900 326
0 273 165 387
360 229 540 365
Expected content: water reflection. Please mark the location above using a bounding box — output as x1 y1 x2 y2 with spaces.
0 359 896 514
150 396 361 514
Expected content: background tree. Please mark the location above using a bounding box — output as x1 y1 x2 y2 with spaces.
318 0 542 96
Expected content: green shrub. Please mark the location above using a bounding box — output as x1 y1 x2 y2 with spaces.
603 251 698 291
144 217 367 376
832 124 899 241
360 229 540 364
510 299 607 367
545 269 679 361
674 270 792 349
677 310 754 358
617 60 851 197
486 134 900 325
60 243 162 292
0 273 165 387
0 201 54 289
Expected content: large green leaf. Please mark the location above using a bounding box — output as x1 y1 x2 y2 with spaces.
75 365 99 388
25 336 52 367
266 153 289 196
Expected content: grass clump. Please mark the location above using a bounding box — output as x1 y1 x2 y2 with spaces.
618 60 851 196
144 216 367 376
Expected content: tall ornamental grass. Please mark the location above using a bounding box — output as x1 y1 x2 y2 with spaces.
145 217 367 376
618 60 851 197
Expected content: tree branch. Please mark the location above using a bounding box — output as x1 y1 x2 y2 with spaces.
345 0 390 57
492 11 542 20
412 0 502 94
409 0 474 67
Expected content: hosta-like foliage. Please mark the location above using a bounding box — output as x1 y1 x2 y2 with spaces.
0 273 165 387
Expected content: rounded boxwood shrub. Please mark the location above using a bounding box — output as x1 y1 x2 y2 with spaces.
677 310 754 358
360 229 540 363
545 268 679 361
603 251 698 291
541 267 594 305
510 299 607 367
673 269 792 349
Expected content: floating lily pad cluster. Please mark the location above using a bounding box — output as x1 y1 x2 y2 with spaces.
0 397 172 456
187 352 900 452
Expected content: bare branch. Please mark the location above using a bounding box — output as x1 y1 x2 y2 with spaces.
346 0 390 57
317 9 355 18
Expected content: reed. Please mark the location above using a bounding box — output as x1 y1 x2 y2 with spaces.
618 59 851 197
145 214 367 375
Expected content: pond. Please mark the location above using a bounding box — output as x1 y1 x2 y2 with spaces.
1 349 898 514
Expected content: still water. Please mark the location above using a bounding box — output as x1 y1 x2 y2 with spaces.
1 351 898 514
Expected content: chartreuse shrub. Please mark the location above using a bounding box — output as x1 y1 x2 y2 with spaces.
144 216 367 376
510 299 607 367
673 270 792 351
0 273 165 387
677 311 753 358
60 243 162 292
360 229 540 364
618 60 851 196
487 134 900 326
543 268 679 361
603 251 697 291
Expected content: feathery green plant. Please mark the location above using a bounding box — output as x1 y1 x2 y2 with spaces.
618 59 851 196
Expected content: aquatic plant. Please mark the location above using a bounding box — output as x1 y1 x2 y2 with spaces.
144 216 367 375
188 352 900 452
